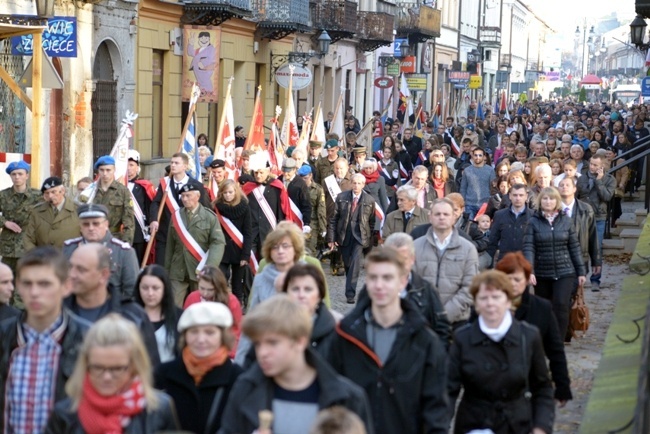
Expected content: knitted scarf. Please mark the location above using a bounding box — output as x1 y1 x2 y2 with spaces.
78 374 146 434
361 169 380 185
182 345 230 385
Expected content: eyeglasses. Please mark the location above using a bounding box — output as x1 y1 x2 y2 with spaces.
88 364 130 377
272 243 293 251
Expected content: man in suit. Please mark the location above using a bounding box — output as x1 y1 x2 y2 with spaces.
328 173 376 303
165 183 225 305
149 152 211 266
324 111 333 133
382 185 429 239
279 158 312 234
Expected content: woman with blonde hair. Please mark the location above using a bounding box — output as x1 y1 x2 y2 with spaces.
429 161 456 198
214 179 252 305
46 314 179 433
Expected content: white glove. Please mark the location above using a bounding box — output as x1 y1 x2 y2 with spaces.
302 225 311 234
321 231 327 238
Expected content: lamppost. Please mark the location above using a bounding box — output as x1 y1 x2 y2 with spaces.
575 23 595 78
630 14 650 52
270 30 332 81
378 40 410 119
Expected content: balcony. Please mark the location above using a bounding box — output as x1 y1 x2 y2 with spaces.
395 4 441 43
310 0 357 43
479 26 501 48
181 0 253 26
357 12 395 52
500 53 512 67
254 0 311 40
637 0 650 18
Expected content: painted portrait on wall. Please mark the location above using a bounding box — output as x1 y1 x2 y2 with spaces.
182 26 221 103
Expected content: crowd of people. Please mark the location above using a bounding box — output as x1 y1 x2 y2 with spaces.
0 96 643 433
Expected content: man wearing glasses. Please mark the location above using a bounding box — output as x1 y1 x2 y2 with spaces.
459 147 495 219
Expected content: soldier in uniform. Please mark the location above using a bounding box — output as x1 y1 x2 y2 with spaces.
350 145 367 174
63 204 139 298
315 138 341 184
127 150 155 265
0 161 42 274
24 177 80 251
307 140 322 181
165 183 226 306
88 155 135 244
298 165 326 255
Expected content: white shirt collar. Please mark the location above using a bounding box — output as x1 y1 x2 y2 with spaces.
478 311 513 342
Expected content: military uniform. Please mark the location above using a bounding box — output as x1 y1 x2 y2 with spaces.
306 181 326 254
165 204 226 306
24 197 80 251
63 232 139 298
91 181 135 244
315 156 338 186
0 187 42 271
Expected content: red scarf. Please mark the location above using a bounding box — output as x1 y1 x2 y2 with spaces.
241 178 293 222
78 374 146 434
433 178 446 198
182 345 230 385
361 169 380 185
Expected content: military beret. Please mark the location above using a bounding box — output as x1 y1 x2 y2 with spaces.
324 139 339 149
94 155 116 170
286 146 296 157
204 155 214 169
77 203 109 219
41 176 63 193
297 165 312 176
465 124 475 132
5 160 30 175
180 183 200 194
209 159 226 169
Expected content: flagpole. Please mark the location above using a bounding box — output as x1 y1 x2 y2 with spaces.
213 77 234 157
142 83 199 268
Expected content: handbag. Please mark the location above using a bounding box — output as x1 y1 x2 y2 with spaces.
569 283 590 337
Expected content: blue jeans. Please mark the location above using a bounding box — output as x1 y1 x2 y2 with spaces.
591 220 605 284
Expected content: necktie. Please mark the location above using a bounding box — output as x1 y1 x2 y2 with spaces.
405 212 412 221
563 206 570 216
352 196 359 213
175 182 181 191
53 207 58 217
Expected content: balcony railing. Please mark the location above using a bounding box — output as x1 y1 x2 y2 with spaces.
254 0 311 40
181 0 253 25
377 0 398 15
396 4 441 41
310 0 357 43
357 11 395 52
500 53 512 67
479 26 501 48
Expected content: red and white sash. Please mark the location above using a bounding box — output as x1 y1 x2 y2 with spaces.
399 162 410 182
215 211 259 274
208 175 219 202
160 177 208 271
373 201 385 238
128 183 149 241
323 175 342 203
288 198 304 228
252 185 279 230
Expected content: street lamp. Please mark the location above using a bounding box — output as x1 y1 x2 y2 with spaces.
34 0 54 18
317 30 331 57
400 39 410 58
630 14 649 50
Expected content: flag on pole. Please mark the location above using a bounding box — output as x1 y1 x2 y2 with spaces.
398 74 413 128
414 101 424 138
242 86 266 154
356 120 374 157
110 111 139 184
477 99 485 120
269 106 284 176
296 109 312 155
329 91 345 144
182 83 202 180
310 102 326 145
281 65 300 149
380 94 393 125
214 77 237 183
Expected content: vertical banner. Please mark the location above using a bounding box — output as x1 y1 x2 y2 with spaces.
182 26 221 102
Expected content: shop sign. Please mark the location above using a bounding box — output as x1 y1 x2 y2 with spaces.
374 77 394 89
400 56 417 73
406 74 427 90
275 63 313 90
448 71 470 83
11 16 77 57
469 75 482 89
387 62 401 76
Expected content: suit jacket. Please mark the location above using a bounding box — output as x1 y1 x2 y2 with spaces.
283 175 312 226
24 197 80 250
150 177 211 243
165 204 225 282
328 190 376 248
382 206 429 239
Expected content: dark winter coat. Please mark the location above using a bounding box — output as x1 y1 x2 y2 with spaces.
215 200 252 264
523 211 586 279
246 180 285 255
0 310 90 430
576 172 615 221
155 356 242 433
218 348 374 434
282 174 312 226
448 319 555 434
328 296 450 434
45 391 179 433
487 206 534 261
328 190 376 249
567 199 601 274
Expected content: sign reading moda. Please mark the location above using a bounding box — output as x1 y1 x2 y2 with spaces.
11 16 77 58
275 64 313 90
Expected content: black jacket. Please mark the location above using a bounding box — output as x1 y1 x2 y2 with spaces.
403 136 424 165
215 200 252 264
218 348 374 434
0 303 19 322
328 190 376 249
486 192 511 219
245 179 285 255
523 211 586 279
487 206 534 260
45 390 179 433
150 177 210 242
448 319 555 434
567 199 601 273
328 296 449 434
395 149 413 180
576 172 615 221
0 309 90 430
128 178 152 245
282 175 312 226
155 356 242 433
64 285 161 367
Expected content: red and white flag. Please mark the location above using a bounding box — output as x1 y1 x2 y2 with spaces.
214 77 237 184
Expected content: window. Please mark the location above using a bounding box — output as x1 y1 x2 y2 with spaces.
152 50 164 158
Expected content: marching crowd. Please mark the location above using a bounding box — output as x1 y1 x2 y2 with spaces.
0 96 641 433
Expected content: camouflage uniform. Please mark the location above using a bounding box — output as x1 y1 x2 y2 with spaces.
306 181 326 254
315 157 337 186
92 181 135 244
0 187 42 272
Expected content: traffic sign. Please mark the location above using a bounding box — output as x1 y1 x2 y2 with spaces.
642 77 650 98
374 76 394 89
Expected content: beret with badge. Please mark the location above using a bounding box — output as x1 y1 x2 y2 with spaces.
5 160 30 175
